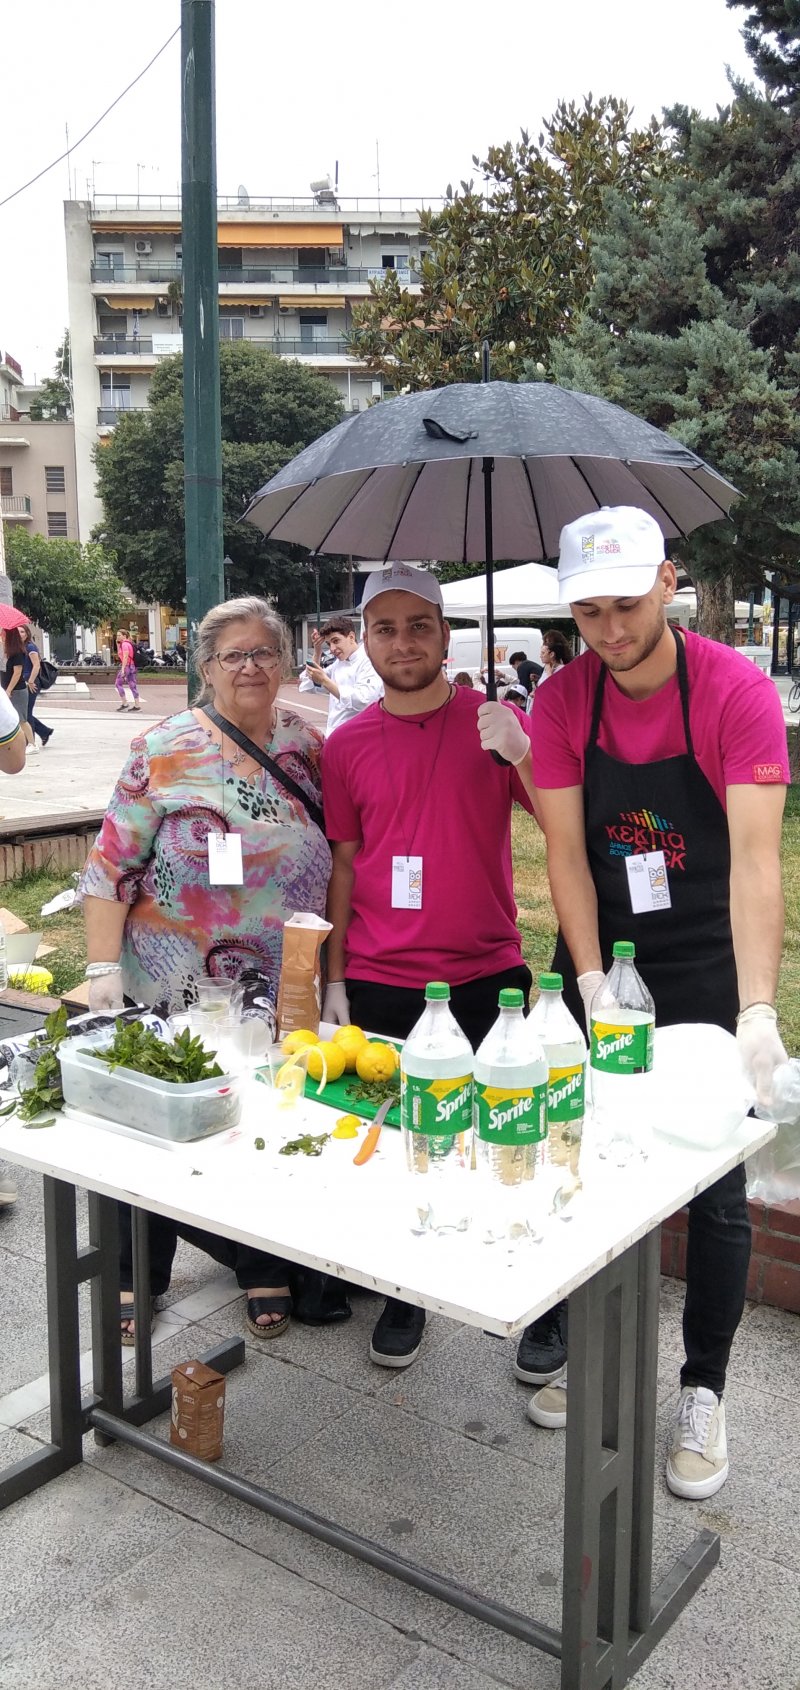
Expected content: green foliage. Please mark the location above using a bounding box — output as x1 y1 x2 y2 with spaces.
17 1006 69 1123
727 0 800 99
545 66 800 616
93 343 346 615
349 98 676 391
4 528 126 633
90 1019 223 1083
29 332 72 420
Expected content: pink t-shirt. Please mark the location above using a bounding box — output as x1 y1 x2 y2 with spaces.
322 689 534 989
532 631 789 804
118 638 135 669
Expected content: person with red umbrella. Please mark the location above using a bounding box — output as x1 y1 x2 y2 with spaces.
2 624 37 753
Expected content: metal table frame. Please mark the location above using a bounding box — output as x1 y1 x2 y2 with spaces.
0 1177 719 1690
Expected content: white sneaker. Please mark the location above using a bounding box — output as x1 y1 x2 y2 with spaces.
0 1177 18 1206
666 1386 728 1499
25 742 39 755
527 1367 568 1428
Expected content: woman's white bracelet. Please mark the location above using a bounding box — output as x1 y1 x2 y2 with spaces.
85 962 122 979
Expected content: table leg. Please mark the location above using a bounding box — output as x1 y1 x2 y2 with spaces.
560 1228 720 1689
0 1176 86 1508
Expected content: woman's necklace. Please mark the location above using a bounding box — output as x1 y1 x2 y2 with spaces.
204 708 277 768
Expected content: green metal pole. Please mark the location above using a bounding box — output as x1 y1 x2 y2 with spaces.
181 0 223 694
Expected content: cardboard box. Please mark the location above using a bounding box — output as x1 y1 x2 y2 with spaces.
170 1360 225 1462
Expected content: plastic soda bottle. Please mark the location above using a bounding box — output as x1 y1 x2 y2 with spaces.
473 988 548 1238
527 972 586 1176
400 983 473 1233
590 941 655 1163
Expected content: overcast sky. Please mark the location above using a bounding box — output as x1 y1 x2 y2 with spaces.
1 0 755 382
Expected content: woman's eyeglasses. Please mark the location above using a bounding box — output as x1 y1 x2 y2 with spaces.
214 646 281 673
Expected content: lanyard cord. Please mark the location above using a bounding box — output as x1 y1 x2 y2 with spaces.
379 688 455 861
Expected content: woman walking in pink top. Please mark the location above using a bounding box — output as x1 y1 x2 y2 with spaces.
115 629 141 712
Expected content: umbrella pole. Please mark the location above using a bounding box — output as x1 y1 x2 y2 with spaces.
482 455 497 700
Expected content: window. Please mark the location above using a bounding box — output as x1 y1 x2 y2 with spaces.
219 316 244 340
0 467 12 496
100 375 131 411
47 511 68 537
45 466 65 494
299 312 327 344
95 250 125 272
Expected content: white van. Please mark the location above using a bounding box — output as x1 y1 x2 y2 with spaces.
445 625 543 682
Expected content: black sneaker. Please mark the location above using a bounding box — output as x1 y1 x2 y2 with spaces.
514 1300 568 1384
370 1298 426 1369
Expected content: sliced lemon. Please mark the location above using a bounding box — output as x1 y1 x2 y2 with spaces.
332 1114 361 1139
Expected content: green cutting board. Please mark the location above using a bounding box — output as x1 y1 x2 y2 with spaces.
303 1038 402 1129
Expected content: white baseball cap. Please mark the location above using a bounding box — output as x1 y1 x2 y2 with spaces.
360 561 444 614
558 507 666 603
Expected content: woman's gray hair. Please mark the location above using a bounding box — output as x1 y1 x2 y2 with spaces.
193 596 293 705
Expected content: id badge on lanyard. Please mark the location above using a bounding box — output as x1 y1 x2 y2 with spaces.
208 831 244 886
392 855 423 909
624 850 671 914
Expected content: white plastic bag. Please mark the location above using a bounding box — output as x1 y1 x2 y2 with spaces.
41 889 77 916
650 1024 752 1150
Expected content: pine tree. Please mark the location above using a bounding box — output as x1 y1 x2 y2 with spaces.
547 12 800 640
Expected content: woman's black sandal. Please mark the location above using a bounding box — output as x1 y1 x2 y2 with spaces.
120 1296 155 1346
246 1294 292 1339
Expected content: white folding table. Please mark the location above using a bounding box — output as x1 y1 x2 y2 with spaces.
0 1092 772 1690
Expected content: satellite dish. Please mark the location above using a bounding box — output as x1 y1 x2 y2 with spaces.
237 184 250 208
310 176 332 195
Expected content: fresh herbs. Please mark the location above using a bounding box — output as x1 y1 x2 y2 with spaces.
86 1021 223 1084
279 1132 330 1158
254 1136 265 1151
17 1005 69 1124
344 1077 399 1108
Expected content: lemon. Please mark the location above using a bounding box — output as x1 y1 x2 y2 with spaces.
355 1042 399 1084
306 1041 347 1087
332 1114 361 1139
332 1025 368 1071
282 1028 320 1055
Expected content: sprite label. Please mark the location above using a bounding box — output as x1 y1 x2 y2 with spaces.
590 1020 653 1075
474 1084 547 1147
401 1070 473 1137
547 1063 585 1124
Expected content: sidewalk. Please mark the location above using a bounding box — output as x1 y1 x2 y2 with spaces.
0 684 329 823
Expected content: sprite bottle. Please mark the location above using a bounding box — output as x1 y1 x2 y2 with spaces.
590 941 655 1164
400 983 473 1234
474 989 548 1238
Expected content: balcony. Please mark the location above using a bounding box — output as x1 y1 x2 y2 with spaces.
92 263 418 288
97 406 149 426
261 338 352 358
1 495 32 518
92 193 440 214
94 337 155 357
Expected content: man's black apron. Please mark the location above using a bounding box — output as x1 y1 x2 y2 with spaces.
553 629 739 1035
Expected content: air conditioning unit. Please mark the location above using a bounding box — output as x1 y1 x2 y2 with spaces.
156 299 172 318
134 239 152 256
248 304 266 318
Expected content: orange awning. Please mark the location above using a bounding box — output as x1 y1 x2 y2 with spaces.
279 296 348 311
217 223 343 247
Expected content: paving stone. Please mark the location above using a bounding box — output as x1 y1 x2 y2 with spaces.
0 1521 420 1690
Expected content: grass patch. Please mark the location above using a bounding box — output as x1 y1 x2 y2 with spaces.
1 865 85 996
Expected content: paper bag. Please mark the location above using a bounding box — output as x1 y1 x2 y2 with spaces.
277 912 333 1037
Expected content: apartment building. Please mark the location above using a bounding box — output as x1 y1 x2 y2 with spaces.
65 189 431 540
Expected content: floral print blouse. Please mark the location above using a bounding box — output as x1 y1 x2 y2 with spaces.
79 708 331 1011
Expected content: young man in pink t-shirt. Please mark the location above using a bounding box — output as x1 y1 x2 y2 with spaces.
526 505 788 1502
323 562 536 1368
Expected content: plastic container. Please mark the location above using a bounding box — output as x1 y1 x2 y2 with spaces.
528 972 586 1174
400 982 473 1234
59 1028 242 1142
474 988 548 1239
590 941 655 1164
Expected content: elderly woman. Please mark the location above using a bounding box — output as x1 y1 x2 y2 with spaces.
80 596 332 1342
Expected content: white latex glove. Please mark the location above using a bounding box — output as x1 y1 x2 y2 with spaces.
87 972 125 1016
577 970 605 1037
736 1005 788 1111
322 981 350 1026
477 701 531 766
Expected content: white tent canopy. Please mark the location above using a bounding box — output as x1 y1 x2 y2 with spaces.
440 560 567 622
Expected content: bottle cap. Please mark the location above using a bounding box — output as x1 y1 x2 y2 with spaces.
425 982 450 1000
538 972 563 991
612 941 635 958
498 988 524 1008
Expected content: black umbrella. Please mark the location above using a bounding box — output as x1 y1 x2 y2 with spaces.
244 366 739 697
